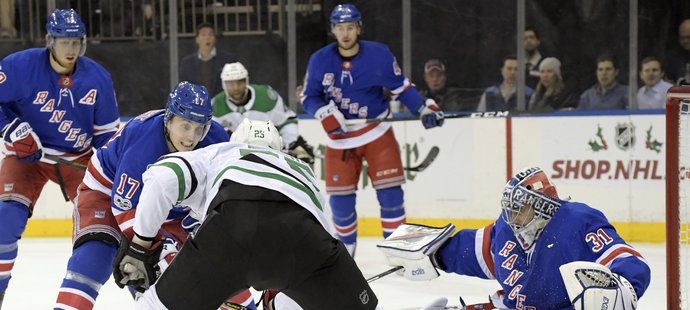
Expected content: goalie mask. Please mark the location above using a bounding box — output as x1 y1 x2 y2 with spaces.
501 167 561 252
230 119 283 150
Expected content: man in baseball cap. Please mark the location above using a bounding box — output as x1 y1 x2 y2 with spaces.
420 59 472 111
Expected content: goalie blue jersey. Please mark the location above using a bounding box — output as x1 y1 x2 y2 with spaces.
0 48 120 158
82 110 229 234
436 201 651 309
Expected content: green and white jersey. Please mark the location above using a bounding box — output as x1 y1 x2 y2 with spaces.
133 142 334 239
212 84 299 147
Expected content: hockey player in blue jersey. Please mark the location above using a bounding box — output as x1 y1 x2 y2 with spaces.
0 8 120 306
301 3 445 257
53 82 256 310
378 167 651 309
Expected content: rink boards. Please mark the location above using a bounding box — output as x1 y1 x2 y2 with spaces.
19 111 667 242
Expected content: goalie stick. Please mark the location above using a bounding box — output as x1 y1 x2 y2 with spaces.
344 111 510 126
366 266 403 283
44 154 88 170
401 297 492 310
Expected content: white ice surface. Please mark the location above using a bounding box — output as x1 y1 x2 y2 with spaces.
3 237 665 309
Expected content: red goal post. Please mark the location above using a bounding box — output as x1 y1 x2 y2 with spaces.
667 85 690 310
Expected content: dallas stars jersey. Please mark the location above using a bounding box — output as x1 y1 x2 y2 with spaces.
83 110 229 234
134 142 334 239
437 202 651 309
301 40 426 149
212 84 298 147
0 48 120 159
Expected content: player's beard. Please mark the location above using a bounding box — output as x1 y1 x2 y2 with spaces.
338 39 358 52
228 91 248 106
49 49 77 74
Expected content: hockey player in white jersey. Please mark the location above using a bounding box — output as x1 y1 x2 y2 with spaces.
115 119 379 310
212 62 315 165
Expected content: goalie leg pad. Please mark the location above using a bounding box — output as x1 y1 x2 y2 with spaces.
559 261 637 310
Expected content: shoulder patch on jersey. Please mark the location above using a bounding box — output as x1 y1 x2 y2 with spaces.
0 72 6 84
393 58 402 76
267 86 278 101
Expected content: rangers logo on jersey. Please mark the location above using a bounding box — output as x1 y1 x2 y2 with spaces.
393 58 402 76
0 72 5 84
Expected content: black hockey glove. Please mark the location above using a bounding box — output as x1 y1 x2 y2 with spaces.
112 237 163 293
287 135 315 165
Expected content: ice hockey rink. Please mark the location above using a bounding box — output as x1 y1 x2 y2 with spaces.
3 237 668 309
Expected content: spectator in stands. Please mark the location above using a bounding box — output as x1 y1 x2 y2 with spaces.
528 57 577 112
0 0 16 38
525 27 544 88
665 19 690 85
419 58 473 112
637 56 673 109
578 54 629 110
180 22 238 96
132 0 158 38
477 55 534 112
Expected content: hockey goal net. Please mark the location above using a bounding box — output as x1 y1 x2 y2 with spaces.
667 86 690 310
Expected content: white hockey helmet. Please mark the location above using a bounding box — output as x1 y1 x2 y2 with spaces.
221 62 249 82
230 119 283 150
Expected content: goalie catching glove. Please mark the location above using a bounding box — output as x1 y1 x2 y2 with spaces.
377 223 455 281
113 236 163 293
2 118 43 162
559 261 637 310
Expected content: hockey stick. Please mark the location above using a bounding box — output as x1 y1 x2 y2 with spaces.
44 154 88 170
366 266 403 283
344 111 510 126
407 146 439 172
402 297 491 310
313 146 439 172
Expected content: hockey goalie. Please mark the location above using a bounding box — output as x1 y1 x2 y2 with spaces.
378 167 650 309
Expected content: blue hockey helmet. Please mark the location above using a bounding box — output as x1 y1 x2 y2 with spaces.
165 82 213 125
46 9 86 38
330 4 361 25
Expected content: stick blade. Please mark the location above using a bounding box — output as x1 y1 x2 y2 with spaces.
406 146 440 172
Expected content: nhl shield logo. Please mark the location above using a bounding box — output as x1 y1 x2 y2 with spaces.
359 290 370 304
615 123 636 150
